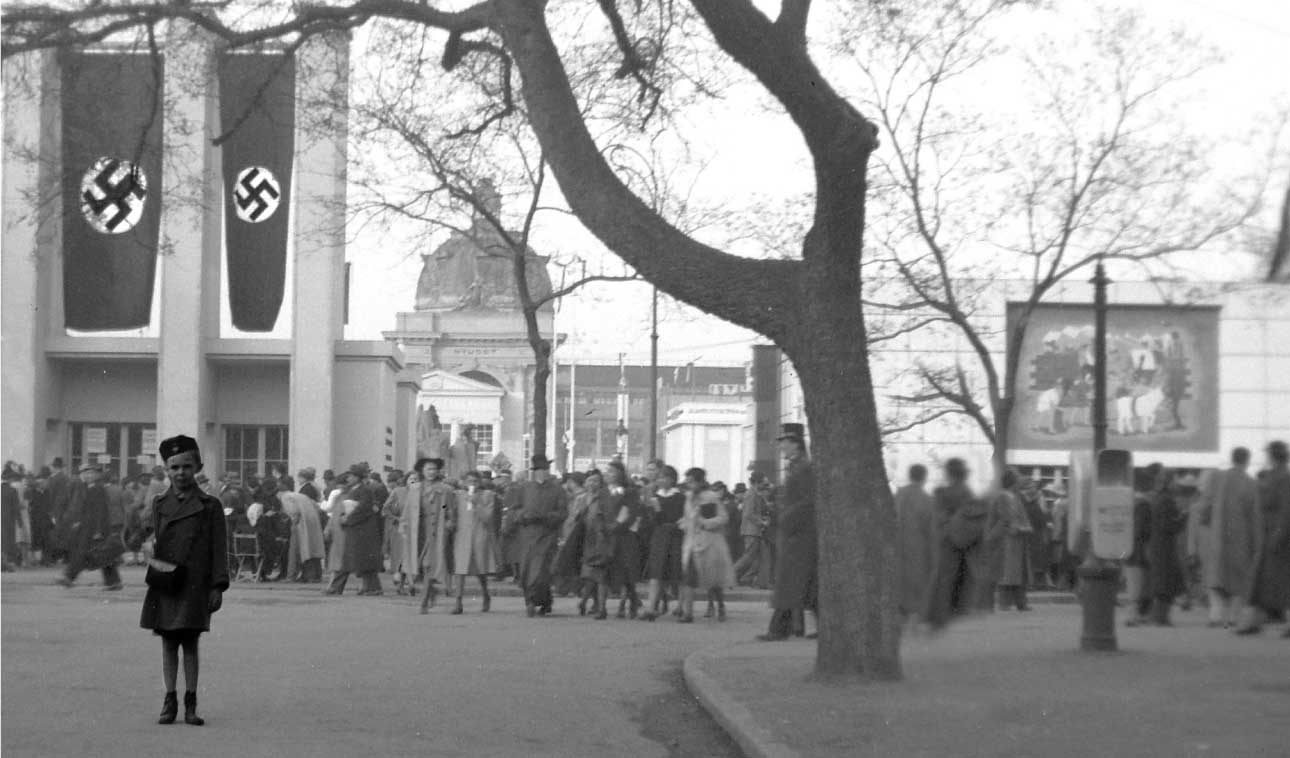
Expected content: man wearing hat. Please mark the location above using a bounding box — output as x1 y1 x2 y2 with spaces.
139 434 228 726
502 454 568 617
758 423 818 641
404 457 454 610
55 462 125 590
46 457 73 564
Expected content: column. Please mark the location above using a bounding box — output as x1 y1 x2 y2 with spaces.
1 52 58 466
156 22 218 450
289 31 350 476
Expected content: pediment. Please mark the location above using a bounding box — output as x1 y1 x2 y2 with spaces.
420 370 506 397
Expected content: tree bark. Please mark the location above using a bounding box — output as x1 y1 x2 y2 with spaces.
530 344 551 458
788 296 903 680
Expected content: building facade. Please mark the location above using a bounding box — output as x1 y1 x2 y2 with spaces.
552 362 751 473
381 184 560 473
2 30 416 480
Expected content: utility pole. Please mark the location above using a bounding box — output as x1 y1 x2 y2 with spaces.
649 287 659 461
566 361 577 472
616 352 630 464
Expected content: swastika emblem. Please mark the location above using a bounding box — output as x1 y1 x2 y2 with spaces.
233 166 281 223
80 157 148 234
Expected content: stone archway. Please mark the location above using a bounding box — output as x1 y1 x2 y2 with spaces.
462 369 504 389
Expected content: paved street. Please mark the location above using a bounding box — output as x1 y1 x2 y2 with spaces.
2 567 745 758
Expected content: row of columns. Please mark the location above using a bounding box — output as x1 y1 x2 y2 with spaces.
1 23 350 474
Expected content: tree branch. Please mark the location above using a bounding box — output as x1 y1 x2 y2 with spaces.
775 0 811 45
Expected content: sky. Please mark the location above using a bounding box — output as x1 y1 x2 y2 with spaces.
339 0 1290 366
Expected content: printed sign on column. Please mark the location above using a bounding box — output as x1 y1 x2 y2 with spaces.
84 427 108 454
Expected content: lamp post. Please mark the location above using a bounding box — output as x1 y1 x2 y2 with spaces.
1092 262 1109 452
1078 260 1120 652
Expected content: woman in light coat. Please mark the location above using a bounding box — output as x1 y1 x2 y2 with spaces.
679 467 735 623
449 470 499 613
322 474 349 583
382 472 408 593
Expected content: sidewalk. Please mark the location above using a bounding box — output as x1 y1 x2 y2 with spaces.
684 605 1290 758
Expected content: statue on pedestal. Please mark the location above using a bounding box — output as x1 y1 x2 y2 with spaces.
415 405 451 462
447 425 481 480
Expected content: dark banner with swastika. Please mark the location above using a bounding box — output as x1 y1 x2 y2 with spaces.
219 53 295 332
61 52 164 331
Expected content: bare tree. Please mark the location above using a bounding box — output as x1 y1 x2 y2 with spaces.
833 1 1278 464
5 0 906 679
351 73 640 459
1272 174 1290 282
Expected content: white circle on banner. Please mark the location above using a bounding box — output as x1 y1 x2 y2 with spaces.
233 166 282 223
80 157 148 234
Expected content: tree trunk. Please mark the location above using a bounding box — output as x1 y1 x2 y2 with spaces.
784 249 902 680
530 344 550 459
992 396 1014 472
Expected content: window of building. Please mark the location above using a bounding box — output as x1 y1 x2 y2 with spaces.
68 422 156 481
223 425 289 482
473 425 494 467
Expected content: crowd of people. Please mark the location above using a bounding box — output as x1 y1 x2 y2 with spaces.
898 440 1290 637
295 422 815 631
10 427 1285 732
8 430 1283 642
1 423 819 639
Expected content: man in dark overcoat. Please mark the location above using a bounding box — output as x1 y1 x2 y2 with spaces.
56 463 124 590
343 465 386 596
139 435 228 726
45 457 73 563
895 464 936 619
1236 440 1290 636
758 423 818 641
504 455 568 617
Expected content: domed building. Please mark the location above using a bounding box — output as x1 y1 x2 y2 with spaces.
383 180 560 472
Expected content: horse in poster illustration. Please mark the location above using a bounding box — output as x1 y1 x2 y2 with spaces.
1114 385 1166 436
